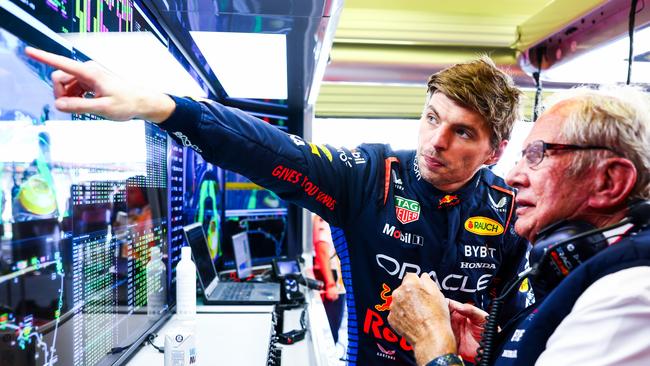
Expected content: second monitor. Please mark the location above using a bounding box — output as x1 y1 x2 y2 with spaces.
221 211 288 268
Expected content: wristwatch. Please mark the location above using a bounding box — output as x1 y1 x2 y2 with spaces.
425 353 465 366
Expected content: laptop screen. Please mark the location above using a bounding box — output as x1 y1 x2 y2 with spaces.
232 232 252 279
183 223 217 290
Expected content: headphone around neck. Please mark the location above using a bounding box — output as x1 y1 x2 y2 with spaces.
476 200 650 366
527 200 650 296
528 220 607 297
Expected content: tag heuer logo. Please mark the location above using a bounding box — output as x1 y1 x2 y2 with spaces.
395 196 420 224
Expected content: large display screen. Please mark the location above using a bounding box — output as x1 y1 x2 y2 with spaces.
182 148 222 262
0 1 182 364
7 0 148 34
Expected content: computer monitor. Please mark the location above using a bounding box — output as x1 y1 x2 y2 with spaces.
182 223 218 291
182 148 223 262
221 167 289 268
221 211 289 268
224 170 286 213
0 4 178 365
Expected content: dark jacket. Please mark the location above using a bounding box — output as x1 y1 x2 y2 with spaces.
160 96 530 365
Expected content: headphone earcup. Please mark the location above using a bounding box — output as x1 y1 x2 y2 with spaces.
530 220 607 297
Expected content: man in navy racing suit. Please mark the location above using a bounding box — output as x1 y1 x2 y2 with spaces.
27 49 531 366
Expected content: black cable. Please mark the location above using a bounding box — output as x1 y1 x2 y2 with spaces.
108 344 135 355
475 298 503 366
147 333 165 353
474 273 529 366
627 0 640 84
106 334 155 355
299 305 308 329
532 47 544 121
108 340 142 354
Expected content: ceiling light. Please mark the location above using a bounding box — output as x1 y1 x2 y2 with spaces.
62 32 207 97
190 31 287 100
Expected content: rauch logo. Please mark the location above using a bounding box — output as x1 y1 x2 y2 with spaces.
464 216 504 236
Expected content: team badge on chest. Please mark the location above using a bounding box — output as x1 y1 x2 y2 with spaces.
394 195 420 224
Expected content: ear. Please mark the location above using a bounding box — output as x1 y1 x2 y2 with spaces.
484 140 508 165
588 158 637 208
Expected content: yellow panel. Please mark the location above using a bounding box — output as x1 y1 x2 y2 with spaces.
336 0 556 48
315 83 552 120
337 9 519 47
333 0 606 62
330 44 518 66
315 83 425 118
319 0 603 119
342 0 550 17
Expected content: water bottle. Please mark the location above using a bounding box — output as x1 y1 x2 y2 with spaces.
166 246 197 366
147 246 165 319
176 246 196 319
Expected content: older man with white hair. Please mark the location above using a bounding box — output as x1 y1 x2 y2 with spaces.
388 85 650 366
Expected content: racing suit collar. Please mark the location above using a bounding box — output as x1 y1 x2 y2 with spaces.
409 153 483 208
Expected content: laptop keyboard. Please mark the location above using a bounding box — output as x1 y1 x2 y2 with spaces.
218 282 254 300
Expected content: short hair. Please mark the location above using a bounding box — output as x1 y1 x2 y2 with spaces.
544 86 650 201
426 56 522 149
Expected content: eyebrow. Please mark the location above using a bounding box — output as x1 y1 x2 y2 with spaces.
425 105 479 135
425 105 440 120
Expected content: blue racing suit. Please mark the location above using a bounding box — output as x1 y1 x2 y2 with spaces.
161 96 531 365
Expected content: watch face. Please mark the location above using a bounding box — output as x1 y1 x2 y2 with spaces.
429 353 464 366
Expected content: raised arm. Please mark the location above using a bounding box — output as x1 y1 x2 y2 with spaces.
26 47 376 227
25 47 175 122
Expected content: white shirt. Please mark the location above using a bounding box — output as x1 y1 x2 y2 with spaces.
536 266 650 366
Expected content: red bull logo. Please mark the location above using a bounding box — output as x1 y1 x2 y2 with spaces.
374 283 392 311
363 283 413 353
438 194 460 209
363 308 413 351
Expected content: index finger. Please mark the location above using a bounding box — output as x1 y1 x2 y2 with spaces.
448 300 487 324
25 47 92 79
448 299 463 310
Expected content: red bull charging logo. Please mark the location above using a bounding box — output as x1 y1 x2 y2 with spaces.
438 194 459 209
363 283 413 352
374 283 392 311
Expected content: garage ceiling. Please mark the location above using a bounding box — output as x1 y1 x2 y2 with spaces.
316 0 606 118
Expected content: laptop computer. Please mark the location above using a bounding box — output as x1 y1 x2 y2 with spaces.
182 222 280 305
